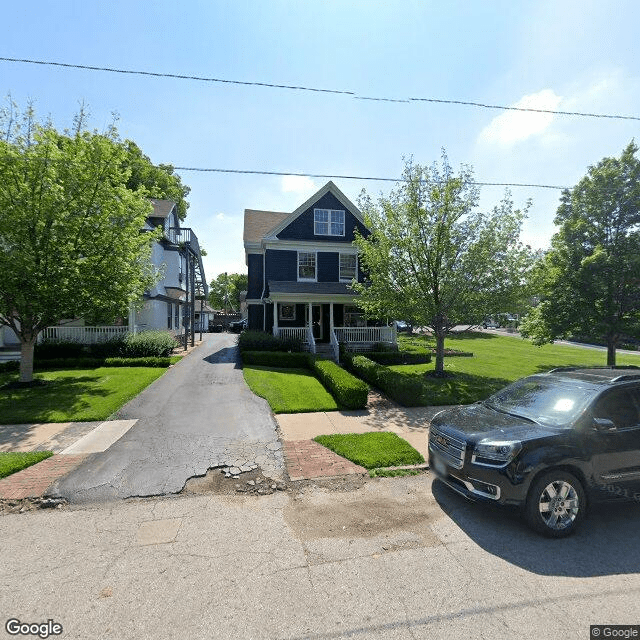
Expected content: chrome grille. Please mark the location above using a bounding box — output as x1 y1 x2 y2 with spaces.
429 424 466 469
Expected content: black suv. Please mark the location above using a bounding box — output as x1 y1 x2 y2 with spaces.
429 367 640 537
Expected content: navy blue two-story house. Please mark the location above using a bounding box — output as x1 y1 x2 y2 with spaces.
243 181 396 360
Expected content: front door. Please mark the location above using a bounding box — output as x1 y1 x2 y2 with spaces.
312 304 322 340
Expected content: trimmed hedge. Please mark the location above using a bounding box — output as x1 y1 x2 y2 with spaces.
241 351 313 368
367 351 431 365
0 357 175 373
343 353 424 406
238 330 304 353
310 359 369 410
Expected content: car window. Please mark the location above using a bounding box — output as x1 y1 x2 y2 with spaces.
593 388 640 430
486 378 593 427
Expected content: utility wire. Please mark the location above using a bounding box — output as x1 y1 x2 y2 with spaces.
172 166 568 189
2 56 639 122
0 153 568 189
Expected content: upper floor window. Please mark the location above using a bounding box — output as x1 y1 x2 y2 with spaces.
314 209 345 236
298 252 316 280
339 253 357 281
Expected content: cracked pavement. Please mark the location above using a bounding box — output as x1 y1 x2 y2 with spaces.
49 333 284 503
3 475 640 639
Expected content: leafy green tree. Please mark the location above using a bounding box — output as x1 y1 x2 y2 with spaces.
122 141 191 221
353 155 534 376
208 273 248 311
0 102 159 382
520 142 640 365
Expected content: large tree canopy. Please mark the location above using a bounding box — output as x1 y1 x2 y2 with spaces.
208 272 248 311
0 103 160 382
122 140 191 221
353 155 534 375
520 141 640 365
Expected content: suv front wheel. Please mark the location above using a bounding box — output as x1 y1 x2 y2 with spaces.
524 470 586 537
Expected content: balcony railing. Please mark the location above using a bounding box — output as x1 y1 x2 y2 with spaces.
275 327 309 343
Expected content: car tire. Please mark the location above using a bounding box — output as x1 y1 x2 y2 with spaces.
524 470 586 538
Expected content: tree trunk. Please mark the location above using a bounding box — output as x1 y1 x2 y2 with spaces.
19 337 36 383
606 336 617 366
435 331 445 375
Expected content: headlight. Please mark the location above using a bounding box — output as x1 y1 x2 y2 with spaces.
473 439 521 465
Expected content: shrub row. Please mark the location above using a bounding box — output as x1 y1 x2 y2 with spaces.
343 353 424 407
240 349 368 409
366 351 431 365
310 359 369 409
35 331 179 359
238 330 304 353
240 351 313 368
0 357 174 373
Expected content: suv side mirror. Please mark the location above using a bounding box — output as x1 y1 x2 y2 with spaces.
593 417 617 432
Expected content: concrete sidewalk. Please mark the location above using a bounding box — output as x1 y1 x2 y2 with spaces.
276 400 452 480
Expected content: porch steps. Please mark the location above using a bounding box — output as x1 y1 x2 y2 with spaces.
0 349 20 362
314 343 338 362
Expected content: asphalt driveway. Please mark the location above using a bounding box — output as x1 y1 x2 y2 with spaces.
50 333 284 503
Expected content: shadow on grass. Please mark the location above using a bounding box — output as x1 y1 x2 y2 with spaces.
416 371 510 406
446 330 499 340
0 375 110 424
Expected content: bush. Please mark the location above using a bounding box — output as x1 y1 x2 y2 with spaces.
238 330 304 353
0 360 20 373
120 331 179 357
367 351 431 365
35 339 85 360
103 357 173 368
343 353 424 406
87 336 127 357
310 359 369 409
241 351 313 368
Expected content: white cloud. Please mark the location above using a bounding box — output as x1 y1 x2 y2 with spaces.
478 89 563 146
281 175 317 194
216 212 225 220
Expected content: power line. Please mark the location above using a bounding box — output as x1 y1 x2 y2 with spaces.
172 166 568 190
0 153 568 189
2 55 639 122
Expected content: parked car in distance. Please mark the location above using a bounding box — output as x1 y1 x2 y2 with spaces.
429 366 640 537
481 317 500 329
228 318 247 333
394 320 413 333
208 322 224 333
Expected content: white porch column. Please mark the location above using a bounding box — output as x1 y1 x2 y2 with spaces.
307 302 312 335
273 302 279 336
329 302 334 335
128 303 137 335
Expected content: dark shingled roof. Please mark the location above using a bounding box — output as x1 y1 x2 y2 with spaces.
268 281 356 296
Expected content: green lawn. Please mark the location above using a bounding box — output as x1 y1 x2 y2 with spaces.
0 451 54 478
0 367 167 423
391 332 640 405
314 432 424 469
243 366 339 413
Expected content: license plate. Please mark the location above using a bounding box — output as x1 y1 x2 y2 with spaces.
432 454 448 477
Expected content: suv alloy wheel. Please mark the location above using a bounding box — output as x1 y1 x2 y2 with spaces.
525 470 586 537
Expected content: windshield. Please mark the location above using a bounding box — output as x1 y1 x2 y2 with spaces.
484 377 593 427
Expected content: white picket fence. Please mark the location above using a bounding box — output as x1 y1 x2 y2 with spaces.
38 326 131 344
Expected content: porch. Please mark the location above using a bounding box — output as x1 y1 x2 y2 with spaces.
272 301 396 361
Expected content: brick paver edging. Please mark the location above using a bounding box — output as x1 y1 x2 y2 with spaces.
0 454 88 499
283 439 367 481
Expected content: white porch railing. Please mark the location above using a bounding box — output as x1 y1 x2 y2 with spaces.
329 329 339 361
38 326 131 344
334 326 396 345
275 327 308 343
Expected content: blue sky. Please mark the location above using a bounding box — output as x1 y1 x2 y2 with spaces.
3 0 639 281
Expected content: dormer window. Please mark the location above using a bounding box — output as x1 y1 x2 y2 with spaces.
314 209 345 236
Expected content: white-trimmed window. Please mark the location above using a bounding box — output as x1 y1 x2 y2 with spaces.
298 252 316 280
314 209 345 236
339 253 357 281
279 304 296 321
